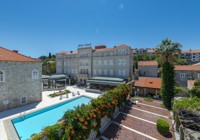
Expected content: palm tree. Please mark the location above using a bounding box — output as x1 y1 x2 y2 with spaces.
155 38 182 109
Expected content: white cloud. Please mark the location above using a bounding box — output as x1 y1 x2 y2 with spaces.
118 3 124 10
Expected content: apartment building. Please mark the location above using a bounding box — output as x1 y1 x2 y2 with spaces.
180 50 200 62
132 48 155 56
56 44 133 84
0 47 42 111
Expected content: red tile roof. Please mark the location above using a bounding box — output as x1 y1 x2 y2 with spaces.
182 50 200 53
138 61 158 66
0 47 40 62
175 65 200 71
147 49 155 53
134 77 162 89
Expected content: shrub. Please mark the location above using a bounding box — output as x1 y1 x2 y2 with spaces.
49 90 71 97
156 119 169 135
144 97 153 102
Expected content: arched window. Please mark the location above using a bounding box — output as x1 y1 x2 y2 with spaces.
32 69 39 79
0 70 4 82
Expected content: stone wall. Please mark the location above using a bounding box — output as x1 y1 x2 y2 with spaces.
138 65 158 77
175 70 200 86
0 61 42 112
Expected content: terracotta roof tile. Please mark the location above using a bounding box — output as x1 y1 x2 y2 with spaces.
0 47 40 62
138 61 158 66
182 50 200 53
175 65 200 71
134 77 162 89
147 49 155 53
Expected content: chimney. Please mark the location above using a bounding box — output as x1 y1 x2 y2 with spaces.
114 46 116 48
13 50 18 53
70 51 73 53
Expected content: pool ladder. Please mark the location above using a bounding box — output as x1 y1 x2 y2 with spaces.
19 111 26 120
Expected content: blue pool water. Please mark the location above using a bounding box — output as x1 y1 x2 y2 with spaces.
12 96 91 140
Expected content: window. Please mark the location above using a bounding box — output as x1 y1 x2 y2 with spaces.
180 73 185 78
32 69 39 79
98 60 101 65
21 97 27 104
104 60 107 65
93 60 96 65
0 70 4 82
118 70 122 76
57 61 60 66
110 69 113 76
118 59 122 65
93 69 96 75
104 69 107 75
122 59 126 65
98 69 102 75
110 60 113 65
198 73 200 79
122 70 126 76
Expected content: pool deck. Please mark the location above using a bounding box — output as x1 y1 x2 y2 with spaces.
0 86 101 140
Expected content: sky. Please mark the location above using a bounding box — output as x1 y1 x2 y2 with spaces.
0 0 200 58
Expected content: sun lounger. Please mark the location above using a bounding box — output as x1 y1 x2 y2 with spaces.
77 91 80 95
59 95 63 100
66 93 68 98
72 92 75 96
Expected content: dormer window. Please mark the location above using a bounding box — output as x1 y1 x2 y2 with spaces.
32 69 39 79
0 70 4 82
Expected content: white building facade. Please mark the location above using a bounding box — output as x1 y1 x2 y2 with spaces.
56 44 133 84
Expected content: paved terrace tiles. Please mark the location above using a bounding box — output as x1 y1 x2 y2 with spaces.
101 99 175 140
122 106 171 124
102 123 151 140
130 103 170 117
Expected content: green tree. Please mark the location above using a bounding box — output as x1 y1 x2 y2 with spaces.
49 52 52 58
155 38 182 109
190 79 200 98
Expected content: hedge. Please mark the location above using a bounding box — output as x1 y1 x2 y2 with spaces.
31 84 131 140
156 118 169 135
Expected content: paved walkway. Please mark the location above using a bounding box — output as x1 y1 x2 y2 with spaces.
101 98 175 140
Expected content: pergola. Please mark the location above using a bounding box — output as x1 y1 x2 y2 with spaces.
177 109 200 140
42 74 68 90
86 77 125 91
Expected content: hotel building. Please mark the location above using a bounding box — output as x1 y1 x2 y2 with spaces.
56 44 133 84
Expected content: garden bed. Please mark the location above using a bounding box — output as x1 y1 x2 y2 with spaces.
49 90 71 97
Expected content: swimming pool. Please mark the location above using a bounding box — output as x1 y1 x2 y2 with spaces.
12 96 92 140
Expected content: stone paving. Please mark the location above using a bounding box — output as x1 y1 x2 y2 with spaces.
101 98 175 140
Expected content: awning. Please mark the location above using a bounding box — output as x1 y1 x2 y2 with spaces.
42 74 69 80
86 77 125 86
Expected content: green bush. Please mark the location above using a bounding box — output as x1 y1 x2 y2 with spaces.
144 97 153 102
156 119 169 135
49 90 71 97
